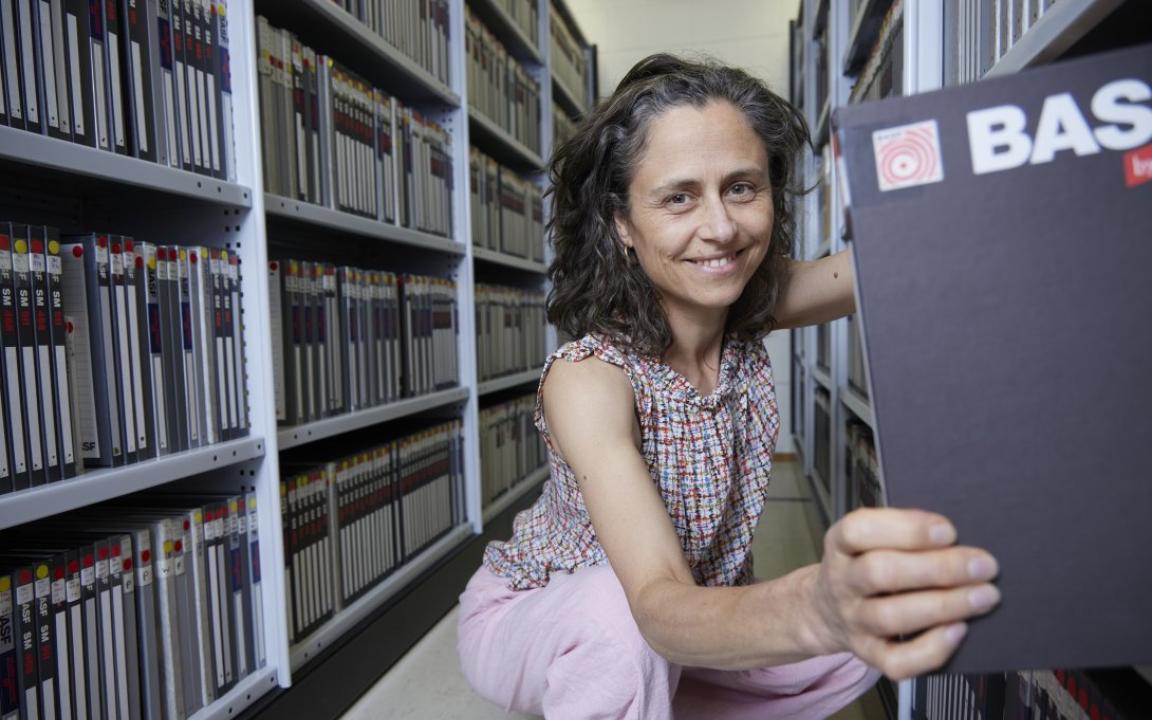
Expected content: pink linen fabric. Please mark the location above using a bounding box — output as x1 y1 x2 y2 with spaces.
458 564 879 719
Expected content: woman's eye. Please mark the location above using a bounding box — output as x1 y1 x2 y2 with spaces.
728 182 756 199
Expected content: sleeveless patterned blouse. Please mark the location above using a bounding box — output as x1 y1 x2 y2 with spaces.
483 333 780 591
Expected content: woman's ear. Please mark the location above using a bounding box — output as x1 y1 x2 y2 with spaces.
613 211 634 252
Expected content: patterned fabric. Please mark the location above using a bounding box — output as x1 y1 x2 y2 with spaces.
483 333 780 591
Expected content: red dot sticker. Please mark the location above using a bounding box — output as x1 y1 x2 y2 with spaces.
66 321 74 334
97 236 107 249
30 240 43 254
269 261 278 270
111 545 121 557
191 252 198 263
83 554 93 567
98 546 108 560
122 558 133 571
141 549 151 563
72 246 83 258
125 240 134 252
156 247 166 261
111 242 121 254
174 540 183 552
18 570 31 584
183 519 190 531
136 256 144 268
54 566 65 580
0 235 9 251
68 560 79 573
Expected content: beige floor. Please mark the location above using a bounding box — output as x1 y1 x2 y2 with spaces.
340 462 888 720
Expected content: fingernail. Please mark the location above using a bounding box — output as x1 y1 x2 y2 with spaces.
929 524 956 545
945 623 968 645
968 585 1001 612
968 556 999 580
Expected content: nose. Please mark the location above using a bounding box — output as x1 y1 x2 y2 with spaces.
698 193 737 244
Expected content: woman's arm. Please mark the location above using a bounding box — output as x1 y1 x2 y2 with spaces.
542 357 1001 679
774 251 856 329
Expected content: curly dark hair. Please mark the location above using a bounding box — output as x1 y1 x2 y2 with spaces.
546 53 810 357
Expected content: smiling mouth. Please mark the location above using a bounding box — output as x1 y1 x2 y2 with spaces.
687 248 745 269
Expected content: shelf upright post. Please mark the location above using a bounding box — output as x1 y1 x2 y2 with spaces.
449 0 483 535
227 0 290 688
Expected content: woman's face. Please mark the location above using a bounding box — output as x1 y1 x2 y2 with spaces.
614 100 774 323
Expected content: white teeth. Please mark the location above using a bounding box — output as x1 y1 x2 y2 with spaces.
696 254 734 268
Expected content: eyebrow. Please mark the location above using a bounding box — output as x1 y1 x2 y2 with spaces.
646 167 768 198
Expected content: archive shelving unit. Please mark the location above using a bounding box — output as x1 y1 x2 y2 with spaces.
788 1 1151 718
0 0 597 719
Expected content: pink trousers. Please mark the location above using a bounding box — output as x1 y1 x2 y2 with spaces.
457 565 880 719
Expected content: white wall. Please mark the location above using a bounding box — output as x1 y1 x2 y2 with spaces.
565 0 799 452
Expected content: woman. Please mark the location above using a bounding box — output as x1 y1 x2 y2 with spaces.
458 54 1001 719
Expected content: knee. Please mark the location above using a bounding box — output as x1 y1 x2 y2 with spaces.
559 566 655 657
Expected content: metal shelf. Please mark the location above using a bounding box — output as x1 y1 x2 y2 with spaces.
264 194 466 255
472 246 548 274
478 368 542 397
483 464 548 523
467 108 546 171
814 98 831 148
840 384 873 428
468 0 543 64
985 0 1126 77
812 365 833 391
842 0 896 74
255 0 459 107
0 126 253 208
290 523 472 670
193 667 280 720
0 437 266 530
807 467 832 528
550 0 589 46
277 387 470 450
552 73 587 119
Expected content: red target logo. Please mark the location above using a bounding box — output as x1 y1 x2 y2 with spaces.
872 120 945 191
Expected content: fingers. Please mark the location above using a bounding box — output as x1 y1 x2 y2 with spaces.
855 623 970 681
827 508 957 556
847 547 999 596
854 584 1000 638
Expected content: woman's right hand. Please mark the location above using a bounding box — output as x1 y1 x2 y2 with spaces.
805 508 1001 680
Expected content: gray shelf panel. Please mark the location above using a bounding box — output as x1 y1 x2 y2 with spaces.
0 126 253 208
256 0 459 107
483 465 548 524
812 366 833 392
814 98 831 148
0 437 266 530
290 523 472 670
194 667 280 720
840 384 873 428
807 467 832 528
277 387 470 450
985 0 1125 77
469 0 543 64
264 194 466 255
552 73 587 119
472 246 548 274
478 368 542 397
467 108 546 171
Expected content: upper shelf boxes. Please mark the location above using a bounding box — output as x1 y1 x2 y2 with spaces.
549 1 591 116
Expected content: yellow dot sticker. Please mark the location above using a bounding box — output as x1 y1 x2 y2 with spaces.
14 239 26 254
0 577 9 592
36 565 49 580
163 541 174 554
48 240 59 255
